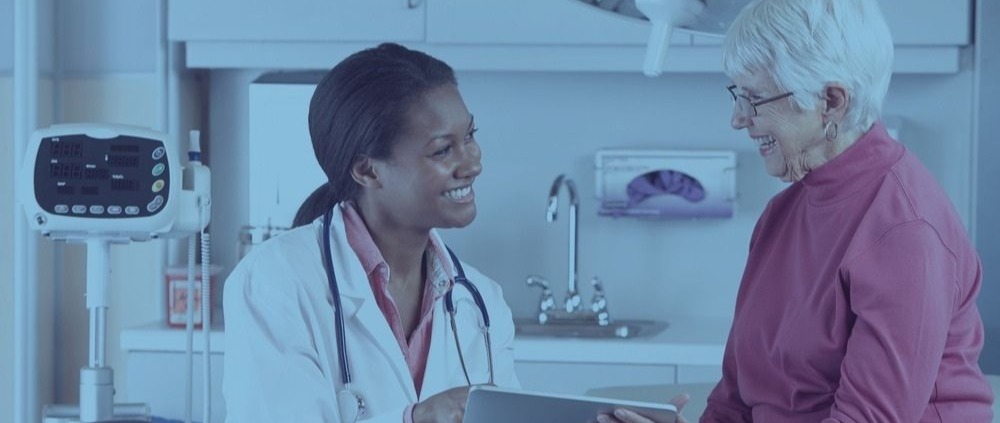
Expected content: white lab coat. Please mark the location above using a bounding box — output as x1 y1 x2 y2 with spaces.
223 206 520 423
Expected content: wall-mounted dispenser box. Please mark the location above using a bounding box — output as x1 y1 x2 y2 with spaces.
595 149 737 218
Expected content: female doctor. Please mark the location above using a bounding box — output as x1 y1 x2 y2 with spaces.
223 43 519 423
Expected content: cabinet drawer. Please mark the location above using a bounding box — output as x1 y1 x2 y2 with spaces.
514 361 677 396
676 365 722 384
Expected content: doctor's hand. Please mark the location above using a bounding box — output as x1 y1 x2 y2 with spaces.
412 386 472 423
596 393 691 423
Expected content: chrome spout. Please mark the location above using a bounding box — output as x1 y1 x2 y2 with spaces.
547 174 580 313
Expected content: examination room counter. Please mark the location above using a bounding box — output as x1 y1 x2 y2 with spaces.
120 315 731 422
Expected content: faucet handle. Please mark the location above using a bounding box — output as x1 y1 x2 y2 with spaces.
526 275 551 293
526 275 556 324
590 276 605 295
589 277 610 326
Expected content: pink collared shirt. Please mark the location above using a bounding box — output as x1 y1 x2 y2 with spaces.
341 203 455 423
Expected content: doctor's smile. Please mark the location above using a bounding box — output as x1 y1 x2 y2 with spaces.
443 185 475 203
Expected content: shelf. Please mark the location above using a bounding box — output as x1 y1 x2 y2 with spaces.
184 42 964 75
121 321 226 354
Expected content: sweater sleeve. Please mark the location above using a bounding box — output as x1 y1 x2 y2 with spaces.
701 213 768 423
823 220 956 422
700 326 752 423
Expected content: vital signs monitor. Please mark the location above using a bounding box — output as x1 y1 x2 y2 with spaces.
20 123 203 240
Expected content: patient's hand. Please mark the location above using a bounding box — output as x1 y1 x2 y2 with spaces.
596 393 690 423
412 386 471 423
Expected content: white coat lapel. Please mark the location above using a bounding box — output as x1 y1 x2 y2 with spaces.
421 294 464 398
421 232 491 396
323 205 417 401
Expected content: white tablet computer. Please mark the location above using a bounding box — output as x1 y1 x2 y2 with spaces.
464 385 677 423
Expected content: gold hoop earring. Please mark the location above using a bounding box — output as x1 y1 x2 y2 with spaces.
824 121 839 142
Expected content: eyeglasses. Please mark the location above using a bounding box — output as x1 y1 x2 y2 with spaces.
727 85 794 117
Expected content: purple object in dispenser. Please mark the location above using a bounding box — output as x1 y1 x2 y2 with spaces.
626 169 706 208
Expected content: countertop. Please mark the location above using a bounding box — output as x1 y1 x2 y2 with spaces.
512 316 730 366
121 315 731 365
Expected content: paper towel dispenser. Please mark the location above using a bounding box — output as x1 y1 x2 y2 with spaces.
595 149 736 218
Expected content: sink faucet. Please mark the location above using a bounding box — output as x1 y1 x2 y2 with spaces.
547 174 581 314
524 174 612 326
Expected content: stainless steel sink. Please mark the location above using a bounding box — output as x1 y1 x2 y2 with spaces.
514 318 669 339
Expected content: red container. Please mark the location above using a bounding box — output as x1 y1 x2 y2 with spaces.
165 265 221 328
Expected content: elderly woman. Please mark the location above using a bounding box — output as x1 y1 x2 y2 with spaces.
601 0 995 422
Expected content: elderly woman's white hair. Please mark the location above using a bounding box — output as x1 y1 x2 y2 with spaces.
722 0 894 133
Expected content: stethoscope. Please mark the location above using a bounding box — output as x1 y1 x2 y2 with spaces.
321 209 494 422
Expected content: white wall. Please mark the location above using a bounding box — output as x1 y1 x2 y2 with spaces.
974 0 1000 375
214 68 977 324
418 70 977 321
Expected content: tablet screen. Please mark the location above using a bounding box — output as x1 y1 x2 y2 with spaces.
464 385 677 423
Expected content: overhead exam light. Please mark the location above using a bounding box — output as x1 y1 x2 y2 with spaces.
574 0 749 76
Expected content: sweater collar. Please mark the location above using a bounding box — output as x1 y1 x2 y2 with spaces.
799 121 905 205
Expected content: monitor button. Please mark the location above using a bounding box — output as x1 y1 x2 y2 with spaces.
146 195 164 213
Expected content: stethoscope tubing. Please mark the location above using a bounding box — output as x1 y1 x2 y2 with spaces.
322 208 493 390
322 210 353 386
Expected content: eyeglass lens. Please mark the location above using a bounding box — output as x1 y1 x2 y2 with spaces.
728 86 756 117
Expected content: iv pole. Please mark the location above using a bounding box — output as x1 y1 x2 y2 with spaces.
14 0 41 422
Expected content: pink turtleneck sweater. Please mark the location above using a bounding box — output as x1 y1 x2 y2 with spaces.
701 123 994 422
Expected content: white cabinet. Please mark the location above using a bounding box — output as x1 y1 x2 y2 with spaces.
694 0 971 46
121 323 226 423
125 351 226 423
676 365 722 384
171 1 972 72
426 0 690 46
878 0 970 46
168 0 424 42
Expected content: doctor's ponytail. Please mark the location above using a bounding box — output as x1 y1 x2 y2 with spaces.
293 182 337 228
291 43 456 227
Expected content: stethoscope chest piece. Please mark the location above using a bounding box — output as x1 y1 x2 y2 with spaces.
337 386 366 422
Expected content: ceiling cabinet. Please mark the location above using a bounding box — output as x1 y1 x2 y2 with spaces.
168 0 424 43
694 0 971 46
880 0 970 46
169 0 972 74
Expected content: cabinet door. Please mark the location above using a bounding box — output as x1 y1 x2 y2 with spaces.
695 0 971 46
676 365 722 384
125 352 226 423
427 0 690 45
878 0 970 45
169 0 424 42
